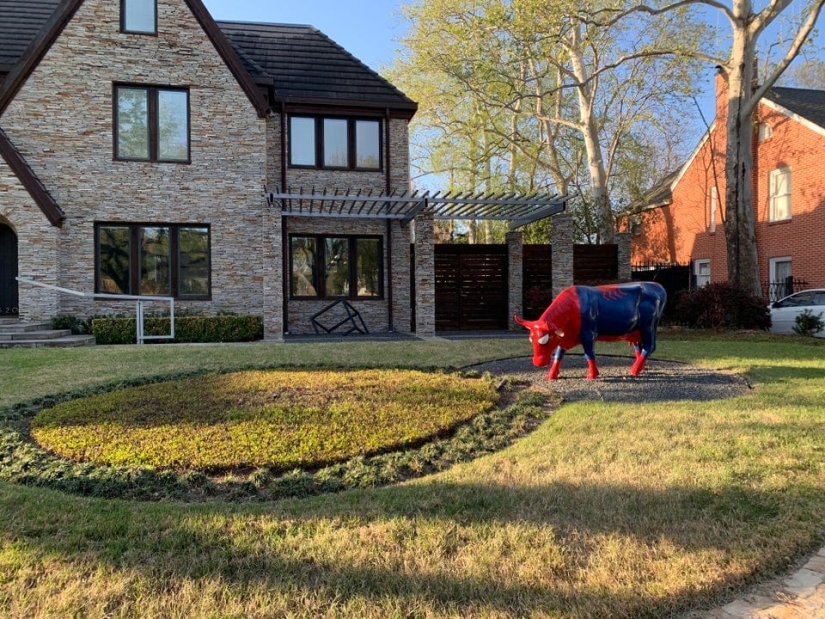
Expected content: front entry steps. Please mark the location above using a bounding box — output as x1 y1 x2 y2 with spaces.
0 318 95 348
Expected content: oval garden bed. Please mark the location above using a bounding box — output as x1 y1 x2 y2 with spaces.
0 368 552 502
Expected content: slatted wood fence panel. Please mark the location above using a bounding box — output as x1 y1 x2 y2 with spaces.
434 244 508 330
573 244 618 283
522 245 553 319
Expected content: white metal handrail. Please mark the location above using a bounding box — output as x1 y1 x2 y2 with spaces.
15 277 175 345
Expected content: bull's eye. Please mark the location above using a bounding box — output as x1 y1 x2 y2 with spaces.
537 333 550 345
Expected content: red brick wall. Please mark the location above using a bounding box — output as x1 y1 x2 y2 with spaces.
631 72 825 289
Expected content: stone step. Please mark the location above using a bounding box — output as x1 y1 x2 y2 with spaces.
0 334 96 349
0 329 73 341
0 321 52 333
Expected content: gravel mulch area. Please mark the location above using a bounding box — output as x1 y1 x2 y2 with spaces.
466 355 752 403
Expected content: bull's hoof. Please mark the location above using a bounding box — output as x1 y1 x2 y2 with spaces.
630 359 647 376
585 371 599 380
546 366 560 380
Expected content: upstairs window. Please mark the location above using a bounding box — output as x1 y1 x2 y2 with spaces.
289 116 382 170
114 85 190 162
769 167 791 221
709 186 717 233
290 235 382 299
757 122 773 141
121 0 157 34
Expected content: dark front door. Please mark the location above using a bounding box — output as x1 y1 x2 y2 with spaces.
0 224 19 316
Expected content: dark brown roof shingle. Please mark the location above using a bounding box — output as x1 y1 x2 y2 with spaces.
216 21 417 111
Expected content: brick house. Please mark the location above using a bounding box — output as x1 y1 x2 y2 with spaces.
625 70 825 299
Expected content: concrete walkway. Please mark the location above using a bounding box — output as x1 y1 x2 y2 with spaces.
689 548 825 618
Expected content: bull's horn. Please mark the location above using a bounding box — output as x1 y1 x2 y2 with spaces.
513 315 531 327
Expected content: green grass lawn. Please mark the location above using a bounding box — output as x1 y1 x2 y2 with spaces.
1 334 824 618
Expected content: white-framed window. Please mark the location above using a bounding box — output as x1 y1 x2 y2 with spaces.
709 186 717 233
769 256 793 302
758 122 773 141
769 167 791 222
694 259 711 288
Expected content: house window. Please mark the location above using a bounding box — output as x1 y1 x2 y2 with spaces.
758 122 773 141
289 116 382 170
769 168 791 221
121 0 156 34
290 235 382 299
709 186 717 233
114 85 190 162
629 214 641 236
769 257 793 302
96 224 210 298
694 259 711 288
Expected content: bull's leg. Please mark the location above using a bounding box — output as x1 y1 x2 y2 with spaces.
547 346 565 380
581 338 599 380
630 328 657 376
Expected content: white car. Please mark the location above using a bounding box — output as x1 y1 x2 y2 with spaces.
769 289 825 336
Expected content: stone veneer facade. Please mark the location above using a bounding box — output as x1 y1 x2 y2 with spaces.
0 0 267 322
267 111 415 334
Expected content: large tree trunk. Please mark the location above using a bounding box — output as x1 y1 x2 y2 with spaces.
723 25 762 297
568 25 614 243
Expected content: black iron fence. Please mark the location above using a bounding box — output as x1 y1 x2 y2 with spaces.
762 277 809 303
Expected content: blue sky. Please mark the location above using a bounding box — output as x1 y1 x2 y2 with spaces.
202 0 408 74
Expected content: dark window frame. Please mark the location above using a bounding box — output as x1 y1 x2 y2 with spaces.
288 116 383 171
113 84 191 163
120 0 158 35
289 234 384 300
95 223 211 300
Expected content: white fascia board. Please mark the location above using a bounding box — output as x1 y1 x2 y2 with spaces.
761 98 825 139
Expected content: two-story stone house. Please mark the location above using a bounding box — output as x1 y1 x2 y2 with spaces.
0 0 420 338
626 70 825 299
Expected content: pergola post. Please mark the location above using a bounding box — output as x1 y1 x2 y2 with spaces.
551 212 574 300
616 232 632 281
506 231 523 330
413 212 435 337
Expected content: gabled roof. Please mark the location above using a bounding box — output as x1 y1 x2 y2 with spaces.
0 0 269 117
0 126 64 226
217 21 417 113
765 86 825 135
0 0 60 71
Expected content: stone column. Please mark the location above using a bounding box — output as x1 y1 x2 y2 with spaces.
506 230 523 329
551 213 574 299
390 220 412 333
413 212 435 337
262 204 284 341
615 232 632 282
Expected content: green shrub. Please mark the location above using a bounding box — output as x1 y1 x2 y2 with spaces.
51 314 93 335
670 283 771 330
91 314 264 344
793 309 825 337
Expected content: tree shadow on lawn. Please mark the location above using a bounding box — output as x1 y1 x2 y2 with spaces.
2 477 819 618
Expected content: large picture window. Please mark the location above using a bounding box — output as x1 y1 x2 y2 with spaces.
121 0 157 34
290 235 382 299
96 224 210 298
115 85 190 162
289 116 382 170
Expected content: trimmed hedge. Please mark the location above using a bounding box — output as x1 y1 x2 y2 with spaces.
669 283 771 331
92 314 263 345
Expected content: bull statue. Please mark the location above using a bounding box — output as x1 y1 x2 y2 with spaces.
514 282 667 380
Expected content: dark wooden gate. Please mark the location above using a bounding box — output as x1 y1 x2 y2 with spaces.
435 244 508 330
0 224 18 316
573 244 618 283
522 245 553 319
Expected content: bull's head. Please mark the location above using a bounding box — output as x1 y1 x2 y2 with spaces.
513 315 564 367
